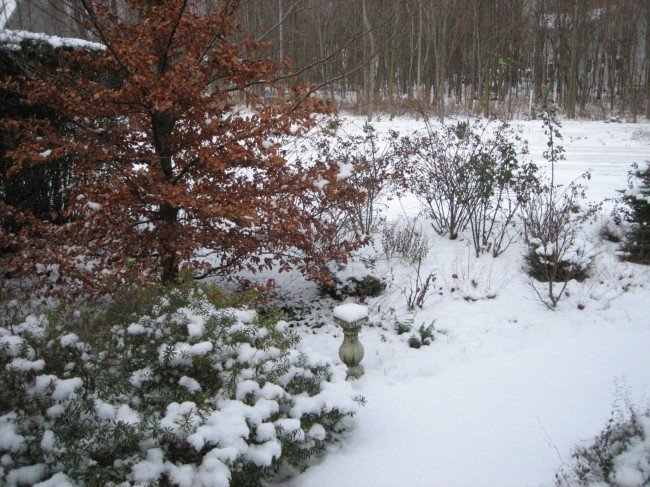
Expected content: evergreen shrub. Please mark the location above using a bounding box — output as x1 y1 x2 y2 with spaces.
0 281 362 486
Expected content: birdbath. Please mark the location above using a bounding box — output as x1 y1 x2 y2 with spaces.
333 303 368 379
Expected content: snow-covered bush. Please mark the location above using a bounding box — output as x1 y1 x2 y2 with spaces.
599 215 626 244
407 323 435 349
619 162 650 264
521 106 598 308
320 274 386 302
556 404 650 486
0 282 362 486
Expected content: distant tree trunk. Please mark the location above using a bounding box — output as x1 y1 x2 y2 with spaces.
278 0 284 63
567 0 581 119
416 0 423 102
362 0 375 121
387 6 398 113
432 6 447 122
646 0 650 119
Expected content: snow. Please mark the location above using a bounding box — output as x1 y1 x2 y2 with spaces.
39 430 55 451
115 404 140 425
51 377 83 401
290 380 361 419
34 473 74 487
611 415 650 486
126 323 146 335
59 333 79 346
259 382 286 400
274 116 650 486
235 379 259 400
245 440 282 467
159 402 201 437
0 414 24 452
6 358 44 371
333 303 369 323
0 335 26 357
196 448 231 486
337 162 354 181
256 422 276 442
159 341 214 366
0 29 104 51
0 1 17 29
314 178 329 190
217 308 257 325
45 404 64 418
131 448 165 484
188 400 260 450
129 366 152 388
275 418 302 437
177 307 207 337
179 375 202 393
5 464 46 487
95 399 140 425
308 423 327 441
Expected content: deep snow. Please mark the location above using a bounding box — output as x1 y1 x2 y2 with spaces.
278 116 650 487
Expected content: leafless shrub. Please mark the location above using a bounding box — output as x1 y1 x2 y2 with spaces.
399 112 537 254
302 121 401 240
380 218 431 264
401 257 436 310
437 250 508 301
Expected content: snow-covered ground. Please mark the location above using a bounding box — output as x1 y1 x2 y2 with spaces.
274 116 650 486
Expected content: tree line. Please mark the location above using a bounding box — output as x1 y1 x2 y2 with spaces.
239 0 649 120
3 0 650 120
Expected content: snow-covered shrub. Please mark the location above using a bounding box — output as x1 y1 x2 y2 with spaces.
0 283 361 486
599 216 626 244
556 404 650 486
380 218 431 264
394 319 413 336
320 274 386 302
619 162 650 264
523 230 594 283
521 105 598 308
398 116 536 248
407 336 422 349
407 324 435 349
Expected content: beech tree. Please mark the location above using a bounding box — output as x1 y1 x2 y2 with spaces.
1 0 364 293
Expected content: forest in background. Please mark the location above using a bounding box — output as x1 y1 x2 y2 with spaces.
3 0 650 120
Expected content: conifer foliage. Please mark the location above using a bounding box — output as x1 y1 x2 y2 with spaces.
1 0 363 293
0 282 362 485
621 162 650 264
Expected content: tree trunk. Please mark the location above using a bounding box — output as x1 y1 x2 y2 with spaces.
151 111 180 283
567 0 581 119
362 0 376 121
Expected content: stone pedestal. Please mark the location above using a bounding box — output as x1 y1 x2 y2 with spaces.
333 304 368 379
